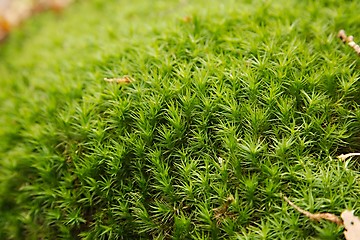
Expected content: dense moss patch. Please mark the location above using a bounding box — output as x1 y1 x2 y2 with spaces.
1 0 360 239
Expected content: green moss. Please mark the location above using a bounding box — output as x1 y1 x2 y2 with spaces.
1 0 360 239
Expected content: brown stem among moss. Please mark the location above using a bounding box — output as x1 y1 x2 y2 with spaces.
282 194 343 226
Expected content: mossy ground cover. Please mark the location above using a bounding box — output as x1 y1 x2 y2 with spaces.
1 0 360 239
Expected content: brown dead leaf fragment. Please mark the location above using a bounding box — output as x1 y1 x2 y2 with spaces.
338 29 360 56
341 210 360 240
213 195 235 224
103 76 132 84
282 195 343 225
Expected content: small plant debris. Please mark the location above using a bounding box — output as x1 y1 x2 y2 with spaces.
213 195 235 224
338 153 360 161
282 195 343 225
338 29 360 56
103 76 132 84
181 16 192 23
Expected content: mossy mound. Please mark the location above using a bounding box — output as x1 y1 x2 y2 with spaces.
1 0 360 239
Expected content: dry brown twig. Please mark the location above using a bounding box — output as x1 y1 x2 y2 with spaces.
282 194 343 225
103 76 132 84
338 30 360 56
283 194 360 240
338 153 360 161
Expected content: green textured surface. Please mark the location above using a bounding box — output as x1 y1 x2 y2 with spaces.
1 0 360 239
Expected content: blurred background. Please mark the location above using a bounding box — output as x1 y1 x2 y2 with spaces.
0 0 73 40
